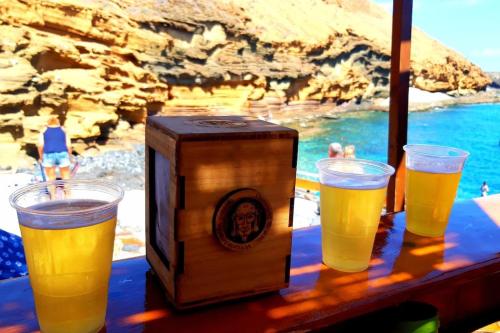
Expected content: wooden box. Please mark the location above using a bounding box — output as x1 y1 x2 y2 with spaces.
145 116 298 309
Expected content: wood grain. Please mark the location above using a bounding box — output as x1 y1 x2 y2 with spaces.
387 0 413 213
145 127 179 300
148 116 298 142
145 116 297 309
179 235 290 303
145 127 177 169
177 201 292 240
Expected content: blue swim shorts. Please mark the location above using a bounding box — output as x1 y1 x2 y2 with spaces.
42 151 70 168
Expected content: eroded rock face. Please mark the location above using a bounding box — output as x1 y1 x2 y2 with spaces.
0 0 492 162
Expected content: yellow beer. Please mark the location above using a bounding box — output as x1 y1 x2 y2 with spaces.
320 184 386 272
405 169 461 237
403 144 469 237
20 200 116 333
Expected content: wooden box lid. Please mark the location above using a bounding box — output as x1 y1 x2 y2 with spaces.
147 116 298 141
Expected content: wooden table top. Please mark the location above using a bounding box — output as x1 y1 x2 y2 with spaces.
1 195 499 333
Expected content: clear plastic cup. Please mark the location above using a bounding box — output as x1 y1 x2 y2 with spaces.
316 158 395 272
9 179 123 333
404 144 469 237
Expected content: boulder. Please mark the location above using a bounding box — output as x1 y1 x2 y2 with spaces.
0 55 37 94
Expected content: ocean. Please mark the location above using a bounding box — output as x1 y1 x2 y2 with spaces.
297 103 500 200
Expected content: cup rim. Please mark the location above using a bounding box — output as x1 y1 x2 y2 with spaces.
316 158 395 178
9 179 124 217
403 144 469 159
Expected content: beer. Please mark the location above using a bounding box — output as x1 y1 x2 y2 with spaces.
403 144 468 238
317 158 394 272
405 168 462 237
320 184 386 272
20 200 116 333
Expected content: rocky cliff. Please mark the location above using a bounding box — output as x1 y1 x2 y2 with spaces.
0 0 492 165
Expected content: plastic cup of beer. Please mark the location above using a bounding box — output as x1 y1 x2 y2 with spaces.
316 158 395 272
404 144 469 237
9 179 123 333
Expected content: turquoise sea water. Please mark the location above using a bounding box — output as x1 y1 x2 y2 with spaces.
298 103 500 200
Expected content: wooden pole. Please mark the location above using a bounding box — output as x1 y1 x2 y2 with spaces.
387 0 413 213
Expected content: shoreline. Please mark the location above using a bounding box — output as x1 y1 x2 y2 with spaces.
277 88 500 124
281 88 500 139
2 89 499 171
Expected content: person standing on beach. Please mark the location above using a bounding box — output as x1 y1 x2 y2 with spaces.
328 142 344 158
37 116 73 189
480 181 489 197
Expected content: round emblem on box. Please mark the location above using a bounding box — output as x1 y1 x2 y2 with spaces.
213 189 272 251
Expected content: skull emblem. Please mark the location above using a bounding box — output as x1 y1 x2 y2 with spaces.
231 201 260 242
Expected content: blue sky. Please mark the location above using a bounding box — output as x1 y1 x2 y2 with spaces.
373 0 500 71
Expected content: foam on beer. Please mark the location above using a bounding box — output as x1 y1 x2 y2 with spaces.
19 199 116 230
404 144 468 174
406 158 464 174
317 158 394 190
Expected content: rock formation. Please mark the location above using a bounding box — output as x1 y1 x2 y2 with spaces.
0 0 492 165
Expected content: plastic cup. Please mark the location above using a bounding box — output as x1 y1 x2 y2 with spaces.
316 158 395 272
404 144 469 237
9 179 123 333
